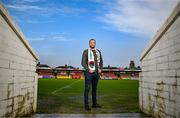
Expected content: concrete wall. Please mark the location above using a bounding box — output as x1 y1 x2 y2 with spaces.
139 2 180 118
0 4 39 117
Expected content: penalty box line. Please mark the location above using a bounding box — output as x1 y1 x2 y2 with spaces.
51 79 81 95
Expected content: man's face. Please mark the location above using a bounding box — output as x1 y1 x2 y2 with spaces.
89 40 96 49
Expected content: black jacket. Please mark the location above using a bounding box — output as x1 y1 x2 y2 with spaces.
81 49 103 71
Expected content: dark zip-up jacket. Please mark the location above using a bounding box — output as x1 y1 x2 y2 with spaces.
81 49 103 71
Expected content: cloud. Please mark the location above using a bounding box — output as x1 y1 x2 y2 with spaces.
97 0 179 37
16 0 43 3
7 0 43 4
4 1 87 16
17 19 55 24
28 32 71 42
5 4 46 11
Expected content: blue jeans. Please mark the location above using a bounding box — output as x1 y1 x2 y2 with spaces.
84 71 100 105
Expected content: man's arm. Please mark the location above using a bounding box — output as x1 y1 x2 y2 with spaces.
99 50 103 70
81 49 89 71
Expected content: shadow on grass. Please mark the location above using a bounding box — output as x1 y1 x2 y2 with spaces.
37 79 141 113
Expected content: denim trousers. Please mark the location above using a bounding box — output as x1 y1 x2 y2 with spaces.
84 70 100 105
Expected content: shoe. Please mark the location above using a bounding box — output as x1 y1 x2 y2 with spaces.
92 103 102 108
85 104 91 111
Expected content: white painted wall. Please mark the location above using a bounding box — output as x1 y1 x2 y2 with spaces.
139 2 180 118
0 4 39 117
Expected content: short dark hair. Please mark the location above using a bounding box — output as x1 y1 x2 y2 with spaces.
89 38 96 44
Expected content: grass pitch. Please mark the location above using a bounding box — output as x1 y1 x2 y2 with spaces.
37 79 140 113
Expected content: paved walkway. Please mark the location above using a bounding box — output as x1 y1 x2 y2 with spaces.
32 113 152 118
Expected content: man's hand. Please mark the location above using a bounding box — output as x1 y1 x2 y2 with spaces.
98 70 102 74
89 70 94 73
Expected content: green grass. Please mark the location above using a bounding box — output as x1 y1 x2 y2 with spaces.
37 79 140 113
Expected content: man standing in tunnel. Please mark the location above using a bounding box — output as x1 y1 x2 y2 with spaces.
81 39 103 111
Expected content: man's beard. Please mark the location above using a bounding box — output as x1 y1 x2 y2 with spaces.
90 45 95 49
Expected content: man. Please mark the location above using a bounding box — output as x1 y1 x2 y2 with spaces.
81 39 103 111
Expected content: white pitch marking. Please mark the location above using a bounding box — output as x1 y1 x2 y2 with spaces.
52 79 81 95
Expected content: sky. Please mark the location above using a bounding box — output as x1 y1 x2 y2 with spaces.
1 0 179 68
